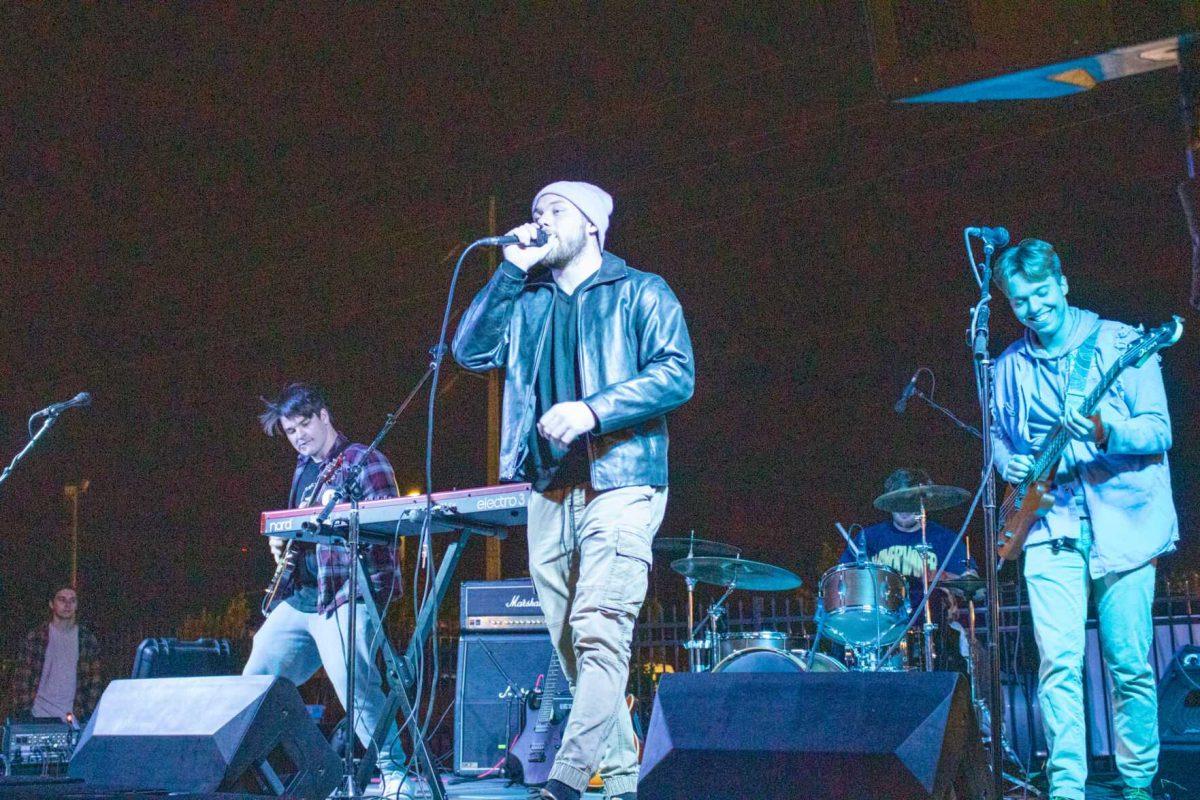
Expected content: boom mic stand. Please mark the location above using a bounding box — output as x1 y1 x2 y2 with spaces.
304 365 435 798
0 408 72 493
964 227 1005 800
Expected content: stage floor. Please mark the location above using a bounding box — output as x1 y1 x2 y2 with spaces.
0 772 1151 799
362 772 1139 799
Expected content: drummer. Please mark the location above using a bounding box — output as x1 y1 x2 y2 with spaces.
838 468 974 607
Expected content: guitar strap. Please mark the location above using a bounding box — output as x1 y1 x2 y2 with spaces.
1058 325 1102 499
1064 327 1101 408
289 439 352 508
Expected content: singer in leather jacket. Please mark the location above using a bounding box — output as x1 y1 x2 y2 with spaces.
454 182 692 800
452 252 694 489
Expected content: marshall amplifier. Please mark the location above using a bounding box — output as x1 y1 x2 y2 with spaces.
455 579 552 775
460 578 546 632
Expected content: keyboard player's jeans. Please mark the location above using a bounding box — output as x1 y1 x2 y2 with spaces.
527 483 667 797
243 600 406 781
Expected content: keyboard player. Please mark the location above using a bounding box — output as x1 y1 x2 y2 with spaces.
243 382 415 798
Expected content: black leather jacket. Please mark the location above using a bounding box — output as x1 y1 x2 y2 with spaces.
452 252 694 490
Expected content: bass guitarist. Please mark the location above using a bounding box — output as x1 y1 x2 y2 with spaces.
990 239 1177 800
244 382 415 798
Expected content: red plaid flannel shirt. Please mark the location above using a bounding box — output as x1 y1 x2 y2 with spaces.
288 434 402 615
11 622 103 720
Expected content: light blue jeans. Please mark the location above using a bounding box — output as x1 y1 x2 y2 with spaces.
528 484 668 797
243 600 406 779
1024 524 1158 800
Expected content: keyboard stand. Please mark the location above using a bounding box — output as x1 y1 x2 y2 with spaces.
350 515 508 799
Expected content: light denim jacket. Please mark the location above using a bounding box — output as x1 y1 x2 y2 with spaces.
991 308 1178 577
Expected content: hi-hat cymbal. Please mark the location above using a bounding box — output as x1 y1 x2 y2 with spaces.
670 556 802 592
941 574 987 596
873 484 970 514
653 536 740 562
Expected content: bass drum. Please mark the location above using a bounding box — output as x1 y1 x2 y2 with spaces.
711 646 847 673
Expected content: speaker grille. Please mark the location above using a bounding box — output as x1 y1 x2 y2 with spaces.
454 633 555 775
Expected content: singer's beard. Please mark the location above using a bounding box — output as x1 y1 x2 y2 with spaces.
541 227 587 270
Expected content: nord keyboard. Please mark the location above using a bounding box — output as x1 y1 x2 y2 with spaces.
260 483 530 545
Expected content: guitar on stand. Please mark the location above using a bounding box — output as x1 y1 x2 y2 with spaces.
507 650 643 789
507 651 571 786
995 316 1184 563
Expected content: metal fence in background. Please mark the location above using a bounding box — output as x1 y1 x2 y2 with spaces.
628 575 1200 771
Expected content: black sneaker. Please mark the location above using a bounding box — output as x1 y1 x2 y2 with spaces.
538 780 581 800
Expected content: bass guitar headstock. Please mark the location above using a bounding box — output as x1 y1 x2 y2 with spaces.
1127 315 1184 370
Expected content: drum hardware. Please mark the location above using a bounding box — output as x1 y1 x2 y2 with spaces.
949 583 1040 797
654 531 742 671
685 592 733 674
834 521 863 563
655 532 740 674
941 573 987 596
873 483 970 672
715 631 792 663
670 555 802 673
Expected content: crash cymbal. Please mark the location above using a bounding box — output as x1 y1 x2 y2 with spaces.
873 484 970 514
653 536 740 561
941 574 987 595
670 556 802 592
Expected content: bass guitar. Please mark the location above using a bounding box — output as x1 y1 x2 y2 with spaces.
996 316 1183 563
261 452 345 617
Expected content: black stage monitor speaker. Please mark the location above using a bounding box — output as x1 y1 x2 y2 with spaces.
131 636 236 678
69 676 340 799
1158 645 1200 797
455 632 554 775
639 671 991 800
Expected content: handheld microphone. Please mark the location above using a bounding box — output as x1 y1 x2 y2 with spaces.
965 226 1011 249
893 371 920 414
475 228 550 247
35 392 92 418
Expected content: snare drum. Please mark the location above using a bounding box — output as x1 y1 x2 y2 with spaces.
715 630 792 663
712 646 847 673
818 563 910 647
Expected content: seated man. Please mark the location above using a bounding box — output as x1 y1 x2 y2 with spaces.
838 468 973 669
839 468 972 603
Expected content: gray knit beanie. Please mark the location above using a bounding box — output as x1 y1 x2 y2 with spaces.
532 181 614 250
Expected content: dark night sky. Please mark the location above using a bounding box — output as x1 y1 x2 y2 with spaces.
1 4 1197 657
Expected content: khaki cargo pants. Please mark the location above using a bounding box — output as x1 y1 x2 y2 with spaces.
527 484 667 796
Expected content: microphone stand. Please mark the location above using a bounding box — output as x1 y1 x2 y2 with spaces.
0 410 66 492
965 229 1004 800
909 388 983 439
304 364 435 798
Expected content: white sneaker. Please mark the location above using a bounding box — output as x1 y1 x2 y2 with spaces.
377 772 417 799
